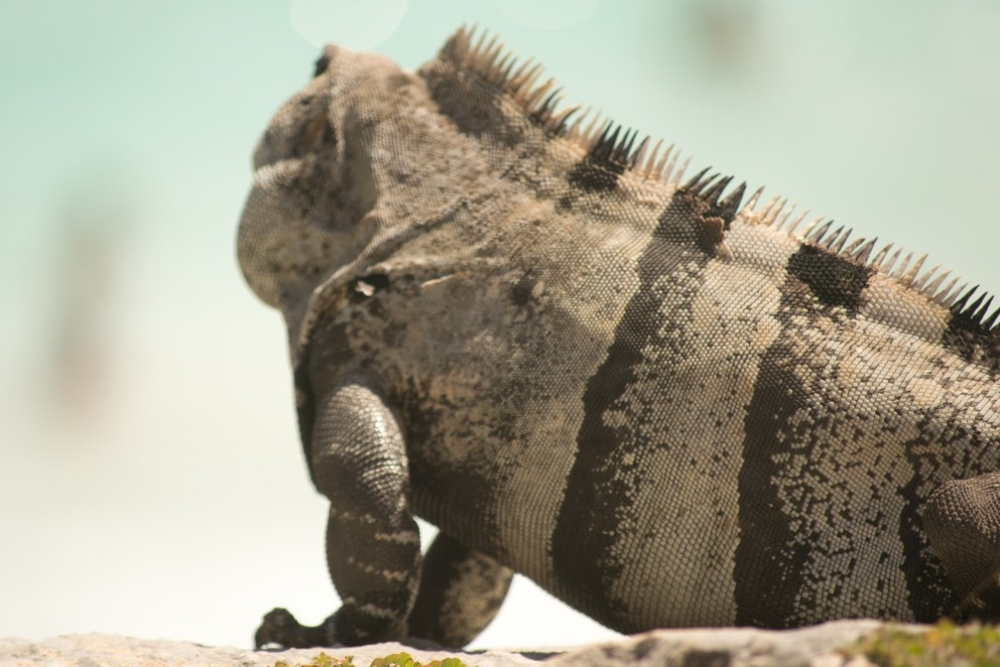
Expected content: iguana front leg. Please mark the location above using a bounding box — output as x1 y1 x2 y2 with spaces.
256 379 421 648
924 473 1000 621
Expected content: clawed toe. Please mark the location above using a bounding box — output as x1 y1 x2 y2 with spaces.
255 607 307 649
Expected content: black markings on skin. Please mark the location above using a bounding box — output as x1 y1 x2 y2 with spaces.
566 159 623 194
553 191 711 629
786 245 872 313
403 379 509 561
943 290 1000 372
566 126 635 194
897 432 958 622
715 182 746 230
296 104 333 158
735 334 814 627
424 65 536 150
735 265 951 626
696 216 726 256
943 326 982 367
681 172 744 229
511 271 537 307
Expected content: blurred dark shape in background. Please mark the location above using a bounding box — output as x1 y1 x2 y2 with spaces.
45 172 135 433
683 0 758 74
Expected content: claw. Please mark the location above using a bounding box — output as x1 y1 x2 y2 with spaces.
255 607 307 650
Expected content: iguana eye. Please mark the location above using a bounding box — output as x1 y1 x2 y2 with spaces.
313 44 337 79
313 53 331 78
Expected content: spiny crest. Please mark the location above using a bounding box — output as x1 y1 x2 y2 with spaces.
741 193 1000 334
440 26 574 134
681 168 748 230
441 27 999 334
440 26 691 187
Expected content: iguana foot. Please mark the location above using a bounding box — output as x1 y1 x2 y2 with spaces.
254 607 331 649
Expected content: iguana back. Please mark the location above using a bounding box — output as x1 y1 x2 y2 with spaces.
238 28 1000 647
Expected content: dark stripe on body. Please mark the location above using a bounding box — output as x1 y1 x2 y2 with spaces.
551 189 716 629
943 293 1000 373
734 246 874 626
560 132 628 212
734 322 815 627
562 127 643 210
919 290 1000 614
567 155 624 193
897 422 959 622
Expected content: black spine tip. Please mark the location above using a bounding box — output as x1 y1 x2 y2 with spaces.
952 286 979 315
682 167 715 194
982 305 1000 331
975 295 995 321
702 175 734 206
717 181 747 227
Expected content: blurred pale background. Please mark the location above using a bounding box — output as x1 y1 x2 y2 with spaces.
2 0 999 650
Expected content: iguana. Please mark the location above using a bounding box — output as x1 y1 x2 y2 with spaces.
237 26 1000 649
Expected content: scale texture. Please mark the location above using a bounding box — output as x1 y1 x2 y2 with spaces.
238 27 1000 648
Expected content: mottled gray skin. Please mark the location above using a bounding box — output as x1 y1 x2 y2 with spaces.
238 28 1000 648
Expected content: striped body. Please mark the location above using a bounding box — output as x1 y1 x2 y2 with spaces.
239 28 1000 647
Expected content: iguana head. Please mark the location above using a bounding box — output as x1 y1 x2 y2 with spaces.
237 44 410 327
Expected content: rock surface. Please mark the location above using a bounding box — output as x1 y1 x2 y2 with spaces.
0 621 908 667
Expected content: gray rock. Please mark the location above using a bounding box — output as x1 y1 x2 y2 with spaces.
0 634 537 667
547 620 886 667
0 622 900 667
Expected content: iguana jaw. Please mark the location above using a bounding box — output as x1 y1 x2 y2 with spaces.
237 45 393 313
237 170 376 311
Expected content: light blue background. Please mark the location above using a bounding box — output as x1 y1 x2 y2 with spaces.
2 0 999 649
